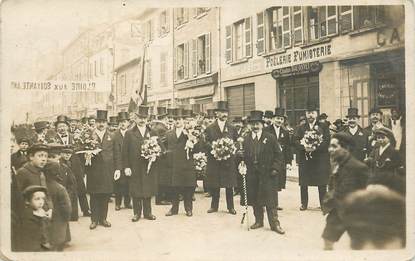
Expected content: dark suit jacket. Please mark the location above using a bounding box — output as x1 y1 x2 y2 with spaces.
11 150 28 172
342 126 368 162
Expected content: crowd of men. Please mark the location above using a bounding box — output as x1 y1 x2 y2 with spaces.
10 101 406 251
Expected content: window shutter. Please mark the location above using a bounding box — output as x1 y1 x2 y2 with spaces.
319 6 327 38
256 11 265 55
327 6 338 35
225 25 233 63
184 8 189 23
184 42 189 79
293 7 303 45
282 7 291 47
192 39 197 77
244 17 252 58
340 6 353 33
173 47 177 82
205 32 211 74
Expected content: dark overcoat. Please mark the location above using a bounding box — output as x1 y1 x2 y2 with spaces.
122 125 158 198
366 144 402 179
204 121 238 188
112 130 129 191
342 126 368 162
242 131 284 207
84 130 114 194
11 150 28 172
264 125 293 190
165 129 197 187
293 122 331 186
150 121 170 187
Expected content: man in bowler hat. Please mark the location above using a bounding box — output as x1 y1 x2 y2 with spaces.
342 108 368 162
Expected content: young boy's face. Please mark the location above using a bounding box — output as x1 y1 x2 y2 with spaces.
28 191 46 210
30 151 48 168
60 152 72 161
19 142 29 151
47 153 61 163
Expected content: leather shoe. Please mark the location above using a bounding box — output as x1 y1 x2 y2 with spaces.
115 205 121 211
83 211 91 217
100 220 111 227
165 210 178 216
186 211 193 217
300 205 308 211
207 208 218 213
131 215 140 222
144 214 156 220
89 222 97 230
228 209 237 215
250 222 264 229
272 225 285 234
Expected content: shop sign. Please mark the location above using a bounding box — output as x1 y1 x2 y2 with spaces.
265 43 332 70
271 61 322 79
174 73 218 90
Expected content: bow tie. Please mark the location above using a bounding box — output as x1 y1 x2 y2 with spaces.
61 134 68 138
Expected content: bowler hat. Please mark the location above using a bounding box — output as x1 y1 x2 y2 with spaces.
136 106 149 118
214 101 228 112
27 143 49 155
264 110 274 119
33 121 49 131
55 115 70 127
248 110 264 123
118 112 130 121
157 107 168 117
109 116 119 125
96 110 108 121
274 108 286 118
22 185 48 200
332 132 355 148
346 108 360 118
61 145 74 154
48 143 66 155
369 108 383 115
207 109 216 118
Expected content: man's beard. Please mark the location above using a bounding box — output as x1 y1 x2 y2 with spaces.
307 117 315 123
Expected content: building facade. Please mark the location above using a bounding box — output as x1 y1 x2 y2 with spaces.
220 5 404 127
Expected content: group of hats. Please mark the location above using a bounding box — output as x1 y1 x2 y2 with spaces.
249 108 287 123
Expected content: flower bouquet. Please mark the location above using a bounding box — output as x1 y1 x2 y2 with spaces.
141 136 162 174
74 129 101 166
183 121 202 160
193 152 207 179
211 137 237 161
300 130 323 160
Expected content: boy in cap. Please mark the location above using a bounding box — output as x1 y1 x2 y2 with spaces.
11 137 30 172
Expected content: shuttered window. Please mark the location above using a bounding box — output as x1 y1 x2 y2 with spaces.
205 33 211 73
226 84 255 118
256 12 265 55
293 6 303 45
327 6 338 36
282 7 291 47
340 6 353 33
244 17 252 57
184 42 189 79
225 25 232 63
192 39 197 77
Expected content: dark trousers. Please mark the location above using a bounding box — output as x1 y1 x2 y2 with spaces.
170 186 194 213
300 185 327 207
78 193 90 214
90 193 110 223
114 178 130 207
132 197 152 217
210 188 234 210
253 205 280 228
322 208 346 242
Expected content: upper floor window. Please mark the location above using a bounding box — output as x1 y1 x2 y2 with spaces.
160 52 167 86
159 10 170 36
175 43 189 81
353 6 385 30
175 8 189 28
196 8 209 17
143 19 154 42
225 17 252 63
307 6 338 42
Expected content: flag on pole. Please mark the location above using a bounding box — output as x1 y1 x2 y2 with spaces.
128 98 138 113
137 44 147 105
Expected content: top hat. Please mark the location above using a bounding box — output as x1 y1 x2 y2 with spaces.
232 116 243 123
264 110 274 119
332 132 355 148
33 121 49 131
274 108 286 118
136 106 149 118
96 110 108 121
55 115 70 127
167 108 175 118
27 143 49 155
157 107 168 117
109 116 119 125
248 110 264 123
22 185 48 200
207 109 216 118
306 101 319 112
118 112 130 121
369 107 383 115
214 101 228 112
346 108 360 118
171 108 183 118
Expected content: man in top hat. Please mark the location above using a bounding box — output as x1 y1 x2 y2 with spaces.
205 101 238 215
112 112 132 211
265 108 293 203
293 102 330 211
108 116 119 133
205 109 216 126
11 137 30 172
342 108 369 162
164 108 197 217
122 105 158 222
322 133 369 250
85 110 114 230
364 108 384 155
32 121 50 144
157 107 168 121
263 110 274 128
241 110 285 234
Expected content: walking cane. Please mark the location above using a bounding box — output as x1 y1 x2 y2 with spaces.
239 161 249 231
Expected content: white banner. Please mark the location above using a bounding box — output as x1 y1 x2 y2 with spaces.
10 80 111 92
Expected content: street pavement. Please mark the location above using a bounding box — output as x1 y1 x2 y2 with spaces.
65 175 350 259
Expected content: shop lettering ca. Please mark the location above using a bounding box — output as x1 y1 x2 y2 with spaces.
265 44 332 69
